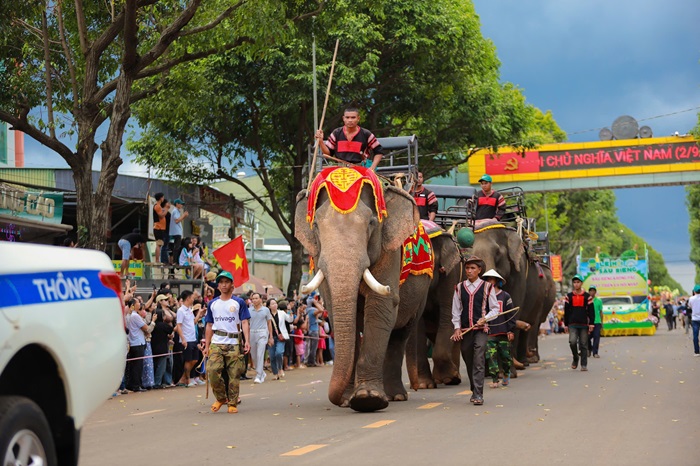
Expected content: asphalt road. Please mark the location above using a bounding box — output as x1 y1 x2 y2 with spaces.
79 329 699 466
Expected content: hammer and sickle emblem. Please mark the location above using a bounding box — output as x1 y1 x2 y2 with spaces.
505 157 519 171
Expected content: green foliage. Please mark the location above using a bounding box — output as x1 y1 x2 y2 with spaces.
686 113 700 283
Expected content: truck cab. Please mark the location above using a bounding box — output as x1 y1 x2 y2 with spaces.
0 242 126 466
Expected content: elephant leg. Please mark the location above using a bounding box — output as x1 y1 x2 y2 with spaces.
410 316 437 390
384 325 411 401
350 295 395 412
431 313 461 385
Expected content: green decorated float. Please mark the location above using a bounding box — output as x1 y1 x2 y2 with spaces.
577 247 655 336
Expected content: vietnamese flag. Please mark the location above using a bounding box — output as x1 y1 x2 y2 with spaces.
213 235 250 287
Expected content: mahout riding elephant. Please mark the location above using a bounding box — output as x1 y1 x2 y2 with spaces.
406 229 463 389
294 167 418 412
468 222 555 372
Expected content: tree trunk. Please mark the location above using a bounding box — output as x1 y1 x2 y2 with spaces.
288 236 305 297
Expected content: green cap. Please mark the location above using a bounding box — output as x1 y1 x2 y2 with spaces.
478 174 493 183
216 271 233 282
173 198 185 205
694 284 700 294
572 274 583 282
588 285 597 290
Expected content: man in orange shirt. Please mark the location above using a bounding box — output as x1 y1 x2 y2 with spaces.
153 193 167 263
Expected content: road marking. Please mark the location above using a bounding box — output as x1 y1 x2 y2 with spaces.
281 444 328 456
130 409 166 416
417 402 442 409
457 390 473 395
363 420 396 428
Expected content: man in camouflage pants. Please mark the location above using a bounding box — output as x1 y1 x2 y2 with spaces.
482 270 517 388
203 271 251 413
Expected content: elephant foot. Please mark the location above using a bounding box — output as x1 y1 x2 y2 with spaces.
387 392 408 402
432 364 461 386
527 355 539 364
350 386 389 412
513 358 525 370
385 381 408 401
412 376 437 390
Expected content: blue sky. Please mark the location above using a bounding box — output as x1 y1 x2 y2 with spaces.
473 0 700 291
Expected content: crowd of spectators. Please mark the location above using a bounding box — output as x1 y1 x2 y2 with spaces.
117 278 334 395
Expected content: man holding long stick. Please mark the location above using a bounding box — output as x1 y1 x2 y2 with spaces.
450 256 501 406
203 271 251 414
315 107 384 171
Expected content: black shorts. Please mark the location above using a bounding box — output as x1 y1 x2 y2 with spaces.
183 341 200 361
154 229 166 244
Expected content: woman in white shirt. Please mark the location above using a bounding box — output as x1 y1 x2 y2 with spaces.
268 298 293 379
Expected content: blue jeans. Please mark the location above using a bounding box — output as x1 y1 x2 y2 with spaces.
153 355 167 386
568 326 589 367
691 321 700 354
589 323 602 355
268 340 285 375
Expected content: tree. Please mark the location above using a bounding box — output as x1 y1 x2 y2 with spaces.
0 0 306 248
128 0 539 295
686 112 700 283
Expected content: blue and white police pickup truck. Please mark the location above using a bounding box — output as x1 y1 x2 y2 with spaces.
0 242 126 466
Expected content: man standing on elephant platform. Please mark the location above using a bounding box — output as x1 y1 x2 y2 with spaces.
563 275 595 371
315 107 384 171
474 174 506 221
451 256 501 406
410 171 438 221
481 269 516 388
203 271 251 414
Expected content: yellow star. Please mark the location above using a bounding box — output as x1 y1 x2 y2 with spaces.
230 254 243 269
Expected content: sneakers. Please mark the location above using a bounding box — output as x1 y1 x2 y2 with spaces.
581 366 588 371
253 377 262 384
502 376 510 386
593 354 601 358
694 353 700 357
187 381 198 387
261 372 266 382
196 378 206 385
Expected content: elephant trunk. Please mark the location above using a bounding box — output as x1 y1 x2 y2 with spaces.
325 273 361 407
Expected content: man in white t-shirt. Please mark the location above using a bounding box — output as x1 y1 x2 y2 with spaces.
688 285 700 356
176 290 204 387
203 271 251 413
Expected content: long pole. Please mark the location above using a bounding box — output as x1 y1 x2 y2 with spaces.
312 37 319 132
307 39 340 191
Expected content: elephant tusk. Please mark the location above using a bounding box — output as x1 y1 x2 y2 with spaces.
301 269 325 294
363 269 391 296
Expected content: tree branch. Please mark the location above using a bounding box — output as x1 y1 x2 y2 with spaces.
73 0 88 54
41 5 56 139
56 0 80 113
135 0 203 72
179 0 244 37
0 110 76 165
123 0 139 73
290 1 325 22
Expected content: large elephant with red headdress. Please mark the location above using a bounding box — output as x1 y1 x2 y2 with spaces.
295 166 421 412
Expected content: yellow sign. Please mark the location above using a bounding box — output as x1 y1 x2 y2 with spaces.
112 260 144 278
468 135 700 184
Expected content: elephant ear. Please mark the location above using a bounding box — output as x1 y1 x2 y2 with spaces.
507 230 525 273
294 189 319 257
382 186 420 252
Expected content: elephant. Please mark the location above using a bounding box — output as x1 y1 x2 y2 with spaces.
468 222 555 372
406 230 463 389
294 168 419 412
523 261 556 363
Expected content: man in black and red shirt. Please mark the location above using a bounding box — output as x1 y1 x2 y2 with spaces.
410 171 438 221
474 174 506 221
316 107 384 171
563 274 595 371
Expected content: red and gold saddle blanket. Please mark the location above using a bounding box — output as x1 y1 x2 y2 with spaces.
400 222 434 285
307 166 387 225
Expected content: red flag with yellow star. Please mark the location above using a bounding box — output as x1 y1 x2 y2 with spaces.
213 235 249 287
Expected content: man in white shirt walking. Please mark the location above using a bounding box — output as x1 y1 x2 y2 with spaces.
176 290 204 386
687 285 700 356
451 255 501 406
248 292 274 383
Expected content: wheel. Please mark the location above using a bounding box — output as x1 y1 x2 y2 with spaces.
0 396 57 466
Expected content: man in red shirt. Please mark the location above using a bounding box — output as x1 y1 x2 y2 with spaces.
315 107 384 171
410 171 438 221
474 174 505 221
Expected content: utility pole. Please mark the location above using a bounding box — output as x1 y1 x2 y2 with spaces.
228 195 237 239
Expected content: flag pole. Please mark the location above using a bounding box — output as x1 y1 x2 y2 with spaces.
307 39 340 192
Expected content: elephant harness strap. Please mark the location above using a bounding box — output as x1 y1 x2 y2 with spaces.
306 166 387 225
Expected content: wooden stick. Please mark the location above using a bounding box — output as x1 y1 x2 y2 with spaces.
307 39 340 191
458 307 521 337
